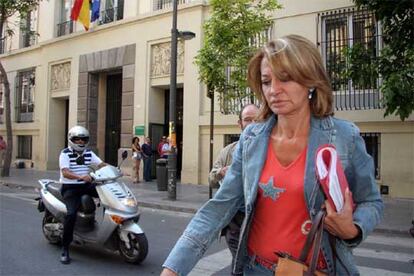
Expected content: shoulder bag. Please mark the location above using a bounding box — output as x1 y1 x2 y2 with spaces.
275 210 328 276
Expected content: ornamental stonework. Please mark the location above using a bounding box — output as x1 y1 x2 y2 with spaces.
150 41 184 78
51 62 71 91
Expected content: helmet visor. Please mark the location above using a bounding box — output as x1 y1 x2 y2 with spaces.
71 136 89 143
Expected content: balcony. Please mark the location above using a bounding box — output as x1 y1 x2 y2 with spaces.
99 3 124 25
152 0 192 11
57 20 74 37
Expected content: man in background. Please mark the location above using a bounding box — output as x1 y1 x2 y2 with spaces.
142 137 153 182
208 104 259 275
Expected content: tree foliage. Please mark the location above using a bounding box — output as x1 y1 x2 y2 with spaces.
195 0 281 114
350 0 414 120
0 0 42 177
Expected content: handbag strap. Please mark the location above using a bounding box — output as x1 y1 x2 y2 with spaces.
299 209 325 262
307 218 324 275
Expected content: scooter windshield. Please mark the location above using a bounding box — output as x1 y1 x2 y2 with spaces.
92 165 122 181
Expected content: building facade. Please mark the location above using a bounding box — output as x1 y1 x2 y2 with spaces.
0 0 413 198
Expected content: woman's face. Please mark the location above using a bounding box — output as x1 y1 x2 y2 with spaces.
260 58 310 116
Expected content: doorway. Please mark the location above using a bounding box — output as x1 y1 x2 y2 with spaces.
105 73 122 166
149 123 165 179
164 88 183 179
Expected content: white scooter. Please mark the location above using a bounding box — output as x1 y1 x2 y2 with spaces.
36 151 148 264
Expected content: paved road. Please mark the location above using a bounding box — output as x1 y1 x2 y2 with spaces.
1 186 413 276
0 186 226 276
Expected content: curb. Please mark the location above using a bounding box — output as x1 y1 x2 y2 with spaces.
1 181 199 214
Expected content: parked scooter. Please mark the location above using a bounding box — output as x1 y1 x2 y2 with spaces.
36 151 148 264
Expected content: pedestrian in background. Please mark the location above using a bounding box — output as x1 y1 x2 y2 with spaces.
0 135 6 168
142 137 153 182
132 137 142 183
161 137 171 159
161 34 383 276
208 103 259 275
158 136 166 157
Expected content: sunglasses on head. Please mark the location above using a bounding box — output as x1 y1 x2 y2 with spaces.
72 137 89 142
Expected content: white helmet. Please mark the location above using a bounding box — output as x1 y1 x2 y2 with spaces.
68 126 90 152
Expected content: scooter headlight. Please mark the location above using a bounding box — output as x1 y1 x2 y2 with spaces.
121 197 137 207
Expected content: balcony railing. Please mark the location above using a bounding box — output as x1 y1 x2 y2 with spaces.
152 0 191 11
57 20 74 37
99 3 124 25
0 37 5 54
21 32 36 48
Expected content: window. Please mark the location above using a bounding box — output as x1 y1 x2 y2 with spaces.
100 0 124 25
224 134 240 147
20 9 37 48
0 29 5 54
15 69 35 123
17 135 32 159
0 77 4 124
361 133 380 179
57 0 74 37
220 27 273 115
153 0 189 11
320 8 381 110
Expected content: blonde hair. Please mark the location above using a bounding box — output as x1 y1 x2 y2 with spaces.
248 34 333 121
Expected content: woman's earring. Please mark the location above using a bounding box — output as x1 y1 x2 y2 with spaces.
308 88 315 99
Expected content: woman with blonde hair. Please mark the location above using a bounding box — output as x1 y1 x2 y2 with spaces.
161 34 383 275
131 137 142 183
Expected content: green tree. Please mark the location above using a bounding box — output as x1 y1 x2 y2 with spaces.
350 0 414 120
0 0 42 176
195 0 281 114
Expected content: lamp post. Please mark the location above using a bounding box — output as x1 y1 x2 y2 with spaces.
168 0 195 200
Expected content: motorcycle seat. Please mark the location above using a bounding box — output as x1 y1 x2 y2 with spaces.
47 185 64 202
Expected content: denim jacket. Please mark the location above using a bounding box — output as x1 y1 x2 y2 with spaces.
163 115 384 275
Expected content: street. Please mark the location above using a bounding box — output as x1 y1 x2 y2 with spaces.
0 186 413 276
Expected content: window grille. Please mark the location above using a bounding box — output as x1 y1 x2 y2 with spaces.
100 0 124 25
220 26 273 115
20 10 36 48
0 78 3 124
57 20 74 37
224 134 240 147
319 8 382 110
15 69 35 123
0 37 5 54
361 132 380 179
153 0 189 11
17 135 32 159
57 0 74 37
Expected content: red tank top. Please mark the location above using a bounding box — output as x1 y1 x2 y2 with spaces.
247 140 326 269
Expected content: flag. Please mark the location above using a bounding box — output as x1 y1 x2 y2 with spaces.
70 0 90 31
91 0 100 22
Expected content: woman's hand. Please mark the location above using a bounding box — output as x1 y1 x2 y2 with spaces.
160 268 178 276
324 188 359 240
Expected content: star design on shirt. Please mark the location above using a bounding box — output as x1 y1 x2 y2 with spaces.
258 177 285 201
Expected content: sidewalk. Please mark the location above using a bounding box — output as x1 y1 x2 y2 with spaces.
1 168 413 236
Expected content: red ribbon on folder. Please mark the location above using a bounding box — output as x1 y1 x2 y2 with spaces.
315 144 354 212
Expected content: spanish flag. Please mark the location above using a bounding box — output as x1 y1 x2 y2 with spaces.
70 0 90 31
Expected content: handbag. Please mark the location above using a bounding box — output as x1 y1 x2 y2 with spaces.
275 210 328 276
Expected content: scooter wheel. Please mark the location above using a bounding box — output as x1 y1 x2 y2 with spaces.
42 212 62 245
118 233 148 264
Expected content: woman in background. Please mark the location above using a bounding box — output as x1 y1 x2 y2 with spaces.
131 137 142 183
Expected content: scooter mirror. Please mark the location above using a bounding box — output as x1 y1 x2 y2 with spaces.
121 150 128 160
